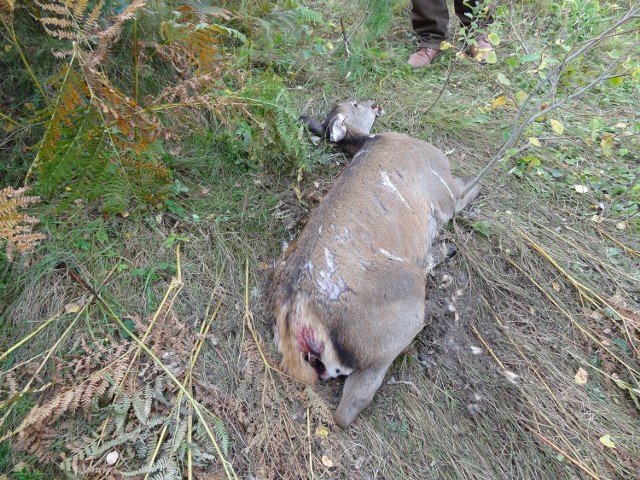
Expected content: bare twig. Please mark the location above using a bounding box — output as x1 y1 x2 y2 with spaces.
509 0 529 54
457 5 640 207
340 17 351 57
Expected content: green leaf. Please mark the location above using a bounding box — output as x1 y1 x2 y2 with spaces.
485 51 497 64
528 137 541 147
515 91 528 103
549 119 565 135
472 221 492 238
496 73 511 86
487 32 500 46
600 135 614 157
521 155 541 168
520 51 541 63
608 76 624 87
119 318 136 339
608 49 623 59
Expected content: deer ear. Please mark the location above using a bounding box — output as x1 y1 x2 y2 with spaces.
328 113 347 142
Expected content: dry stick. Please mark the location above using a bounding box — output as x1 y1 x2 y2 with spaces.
528 428 600 480
470 325 591 472
533 220 639 283
594 226 640 257
71 249 235 479
506 258 640 382
0 313 62 362
339 18 351 57
0 264 117 432
518 228 639 355
142 299 223 480
456 6 640 206
481 296 594 462
306 406 315 478
509 0 529 54
84 280 236 478
242 259 307 475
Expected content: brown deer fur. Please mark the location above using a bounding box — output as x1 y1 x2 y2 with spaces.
271 101 480 427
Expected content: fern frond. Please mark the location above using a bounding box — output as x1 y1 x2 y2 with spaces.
0 0 15 15
0 186 45 261
213 415 230 456
207 23 247 43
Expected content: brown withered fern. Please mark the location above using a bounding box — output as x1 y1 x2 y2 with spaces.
0 186 46 261
0 0 15 19
9 309 231 478
13 341 136 460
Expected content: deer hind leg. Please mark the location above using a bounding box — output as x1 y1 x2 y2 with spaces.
333 291 425 428
453 176 480 213
334 366 388 428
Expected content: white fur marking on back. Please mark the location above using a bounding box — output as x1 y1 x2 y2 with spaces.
429 167 455 200
316 248 346 300
379 248 405 262
381 171 410 209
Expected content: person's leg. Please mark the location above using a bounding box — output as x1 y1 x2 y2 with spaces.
408 0 450 68
453 0 494 30
453 0 495 64
411 0 450 49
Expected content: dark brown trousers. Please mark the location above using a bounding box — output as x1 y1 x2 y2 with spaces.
411 0 494 49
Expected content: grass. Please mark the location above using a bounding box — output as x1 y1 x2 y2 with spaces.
1 0 639 478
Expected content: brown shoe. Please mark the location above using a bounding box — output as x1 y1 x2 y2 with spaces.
467 34 494 65
407 48 443 69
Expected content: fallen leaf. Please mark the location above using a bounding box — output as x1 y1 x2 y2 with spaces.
489 96 507 109
528 137 541 147
549 119 565 135
616 221 627 230
600 134 614 157
591 214 603 223
599 435 616 448
200 187 210 194
497 72 510 86
574 185 589 194
258 262 270 271
552 282 561 292
608 76 624 87
316 425 329 438
515 91 528 103
588 310 604 321
321 455 335 468
65 299 85 314
575 367 588 385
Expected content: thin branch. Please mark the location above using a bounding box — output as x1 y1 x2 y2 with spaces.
456 5 640 205
339 17 351 57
